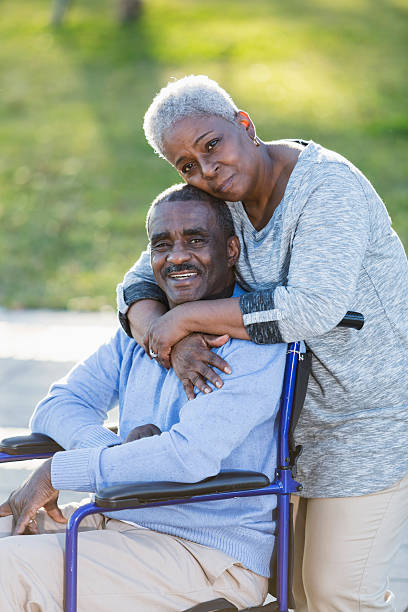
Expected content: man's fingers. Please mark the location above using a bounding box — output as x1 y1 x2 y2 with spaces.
13 511 36 536
181 379 196 401
44 498 67 524
196 364 224 389
45 505 67 524
190 374 213 396
207 352 232 375
0 501 12 517
23 519 39 536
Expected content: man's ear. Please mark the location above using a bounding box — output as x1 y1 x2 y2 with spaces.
226 235 240 267
235 110 256 140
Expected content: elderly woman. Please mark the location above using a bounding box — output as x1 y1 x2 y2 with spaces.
116 76 408 612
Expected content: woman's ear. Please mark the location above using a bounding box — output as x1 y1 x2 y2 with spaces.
227 235 240 267
235 110 256 140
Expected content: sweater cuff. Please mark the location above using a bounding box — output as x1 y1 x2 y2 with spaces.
239 290 284 344
124 281 168 308
117 281 169 337
51 447 101 492
76 426 122 448
116 280 167 315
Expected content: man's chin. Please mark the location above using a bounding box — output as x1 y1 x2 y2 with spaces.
168 288 204 307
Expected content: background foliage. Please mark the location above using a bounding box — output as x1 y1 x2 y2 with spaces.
1 0 407 309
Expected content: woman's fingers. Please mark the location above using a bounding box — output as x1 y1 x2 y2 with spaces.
204 333 230 348
156 347 171 370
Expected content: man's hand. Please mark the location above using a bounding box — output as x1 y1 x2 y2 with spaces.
124 424 161 443
171 333 231 400
0 458 66 535
143 308 190 369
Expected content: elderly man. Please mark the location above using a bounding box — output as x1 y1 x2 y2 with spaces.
0 184 286 611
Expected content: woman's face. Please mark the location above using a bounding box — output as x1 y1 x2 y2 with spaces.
161 114 260 202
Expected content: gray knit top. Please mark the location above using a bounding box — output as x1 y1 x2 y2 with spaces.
117 141 408 497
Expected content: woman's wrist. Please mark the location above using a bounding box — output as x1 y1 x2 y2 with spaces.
169 301 199 335
170 297 247 339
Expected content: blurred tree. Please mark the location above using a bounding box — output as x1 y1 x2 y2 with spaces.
117 0 143 24
51 0 143 25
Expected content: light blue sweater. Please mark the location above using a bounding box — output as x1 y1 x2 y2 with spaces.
30 304 287 577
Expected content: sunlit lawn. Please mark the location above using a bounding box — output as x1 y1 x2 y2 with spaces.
0 0 407 309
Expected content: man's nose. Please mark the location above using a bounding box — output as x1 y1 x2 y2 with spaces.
167 243 191 263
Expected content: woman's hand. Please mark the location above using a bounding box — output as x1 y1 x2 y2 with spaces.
171 333 232 400
143 308 190 368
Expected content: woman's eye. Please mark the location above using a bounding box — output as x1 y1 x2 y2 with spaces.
207 138 219 152
181 162 194 174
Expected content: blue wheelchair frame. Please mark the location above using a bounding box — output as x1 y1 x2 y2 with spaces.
0 312 363 612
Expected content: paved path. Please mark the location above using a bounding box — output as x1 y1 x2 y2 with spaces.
0 309 407 609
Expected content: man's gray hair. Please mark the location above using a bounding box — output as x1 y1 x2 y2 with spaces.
146 183 235 240
143 75 239 158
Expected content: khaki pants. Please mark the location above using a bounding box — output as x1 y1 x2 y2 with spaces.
0 501 267 611
293 472 408 612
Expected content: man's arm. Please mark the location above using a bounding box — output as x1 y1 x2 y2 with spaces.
30 328 129 450
49 340 287 492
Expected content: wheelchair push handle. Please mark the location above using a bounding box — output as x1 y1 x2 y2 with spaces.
337 311 364 330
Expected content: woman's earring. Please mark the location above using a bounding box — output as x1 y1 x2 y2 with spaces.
253 135 261 147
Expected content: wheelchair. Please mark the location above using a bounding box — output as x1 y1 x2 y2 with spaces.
0 312 363 612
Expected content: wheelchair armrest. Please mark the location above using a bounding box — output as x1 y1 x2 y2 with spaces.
0 433 64 455
95 470 270 509
338 311 364 330
0 425 118 456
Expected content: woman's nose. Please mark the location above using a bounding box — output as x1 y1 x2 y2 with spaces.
200 158 219 179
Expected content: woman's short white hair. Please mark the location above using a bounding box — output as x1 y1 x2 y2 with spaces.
143 75 239 158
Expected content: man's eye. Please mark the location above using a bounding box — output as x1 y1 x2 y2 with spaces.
189 237 204 245
207 138 219 152
181 162 194 174
152 242 170 250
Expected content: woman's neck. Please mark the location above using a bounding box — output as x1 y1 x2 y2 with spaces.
243 141 303 231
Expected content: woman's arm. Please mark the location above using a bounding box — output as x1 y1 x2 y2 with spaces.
117 247 168 339
146 297 250 368
147 165 371 363
126 299 167 345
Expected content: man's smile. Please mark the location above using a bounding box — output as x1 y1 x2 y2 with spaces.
168 271 199 280
164 264 201 284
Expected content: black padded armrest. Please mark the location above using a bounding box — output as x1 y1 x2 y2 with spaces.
0 433 63 455
338 311 364 330
95 470 270 509
0 425 119 456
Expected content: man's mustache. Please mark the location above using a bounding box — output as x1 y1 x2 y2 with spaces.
164 263 201 277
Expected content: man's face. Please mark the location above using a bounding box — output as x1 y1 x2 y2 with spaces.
149 199 239 308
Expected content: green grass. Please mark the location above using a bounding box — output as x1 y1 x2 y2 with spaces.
0 0 407 309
